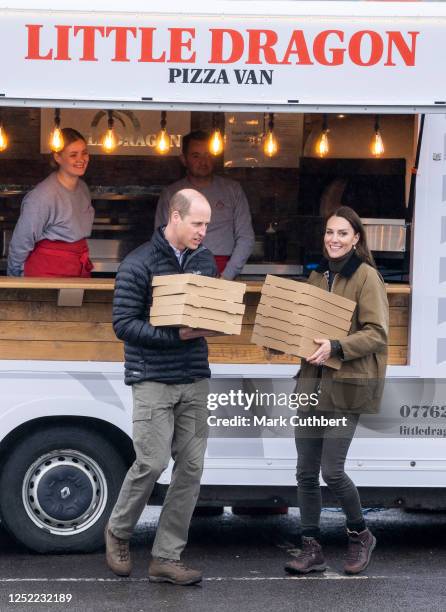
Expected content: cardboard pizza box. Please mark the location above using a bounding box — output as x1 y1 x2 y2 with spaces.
260 294 351 332
152 273 246 301
264 274 356 313
153 283 241 303
254 314 345 342
150 302 243 325
150 313 242 335
251 330 341 370
152 293 245 315
256 303 348 338
261 283 352 321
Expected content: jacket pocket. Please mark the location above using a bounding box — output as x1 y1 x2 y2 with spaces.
330 377 376 412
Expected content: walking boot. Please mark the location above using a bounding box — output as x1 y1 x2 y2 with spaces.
284 536 327 574
344 528 376 574
104 523 132 577
148 557 203 586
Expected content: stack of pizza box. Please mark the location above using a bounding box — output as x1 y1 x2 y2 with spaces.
150 273 246 335
251 274 356 369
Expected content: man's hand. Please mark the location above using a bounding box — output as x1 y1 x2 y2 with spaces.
179 327 226 340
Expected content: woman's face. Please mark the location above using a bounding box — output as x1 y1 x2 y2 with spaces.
324 215 359 259
54 139 89 177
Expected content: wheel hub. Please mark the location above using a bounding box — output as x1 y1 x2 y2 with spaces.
37 466 93 521
22 450 108 536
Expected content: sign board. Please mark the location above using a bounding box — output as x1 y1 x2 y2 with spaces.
224 113 303 168
0 7 445 107
40 109 190 155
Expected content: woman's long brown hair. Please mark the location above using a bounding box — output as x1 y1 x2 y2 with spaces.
326 206 376 268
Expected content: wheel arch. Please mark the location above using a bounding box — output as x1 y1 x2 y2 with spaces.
0 416 135 478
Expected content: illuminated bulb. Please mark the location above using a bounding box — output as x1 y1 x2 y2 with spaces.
316 131 329 157
102 128 117 153
209 129 224 156
263 130 278 158
50 126 64 152
0 124 8 152
371 131 385 157
155 128 170 154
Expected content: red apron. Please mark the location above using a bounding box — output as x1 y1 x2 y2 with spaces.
24 239 94 278
214 255 230 275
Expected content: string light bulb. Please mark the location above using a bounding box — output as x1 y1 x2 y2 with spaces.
316 114 329 158
371 115 385 157
50 108 64 152
155 111 170 155
0 122 8 152
101 110 117 153
263 113 278 158
209 113 224 156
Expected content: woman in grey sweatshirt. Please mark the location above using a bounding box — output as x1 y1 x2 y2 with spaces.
7 127 94 277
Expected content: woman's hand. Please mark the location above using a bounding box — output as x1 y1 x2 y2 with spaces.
307 338 331 366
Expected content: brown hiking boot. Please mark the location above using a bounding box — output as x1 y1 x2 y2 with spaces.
284 537 327 574
148 557 202 586
344 528 376 574
104 524 132 577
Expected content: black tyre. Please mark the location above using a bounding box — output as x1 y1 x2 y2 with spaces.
0 425 127 553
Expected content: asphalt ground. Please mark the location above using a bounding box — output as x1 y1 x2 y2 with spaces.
1 507 445 612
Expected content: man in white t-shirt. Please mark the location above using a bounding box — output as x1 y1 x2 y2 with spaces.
155 130 255 280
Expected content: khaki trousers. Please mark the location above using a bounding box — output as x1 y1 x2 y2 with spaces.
109 378 209 560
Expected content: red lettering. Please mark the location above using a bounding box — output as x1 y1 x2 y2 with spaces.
25 24 53 60
385 31 418 66
280 30 313 65
73 26 105 61
138 27 166 62
54 25 71 61
349 30 383 66
105 26 137 62
168 28 195 63
313 30 345 66
246 30 279 64
209 29 244 63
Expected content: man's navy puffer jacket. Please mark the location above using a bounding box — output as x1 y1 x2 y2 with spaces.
113 226 218 385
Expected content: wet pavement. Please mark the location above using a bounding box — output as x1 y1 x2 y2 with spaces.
1 507 445 612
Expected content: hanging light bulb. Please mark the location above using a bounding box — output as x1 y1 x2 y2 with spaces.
0 122 8 152
316 114 329 158
209 113 224 156
50 108 64 152
263 113 278 158
101 110 117 153
371 115 385 157
155 111 170 155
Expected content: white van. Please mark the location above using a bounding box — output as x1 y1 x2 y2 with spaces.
1 1 446 553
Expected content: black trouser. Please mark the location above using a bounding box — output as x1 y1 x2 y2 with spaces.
294 411 365 538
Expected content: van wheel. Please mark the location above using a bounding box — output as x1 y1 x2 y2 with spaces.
0 425 127 553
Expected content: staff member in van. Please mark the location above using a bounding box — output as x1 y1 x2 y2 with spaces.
155 130 255 279
7 128 94 277
283 206 389 575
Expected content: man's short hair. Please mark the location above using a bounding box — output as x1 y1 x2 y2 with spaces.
181 130 210 155
168 190 192 220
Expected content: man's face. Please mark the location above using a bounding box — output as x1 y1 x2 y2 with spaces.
181 139 214 179
172 200 211 250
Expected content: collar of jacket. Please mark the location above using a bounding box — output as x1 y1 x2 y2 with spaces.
152 225 205 264
151 225 177 255
316 251 363 279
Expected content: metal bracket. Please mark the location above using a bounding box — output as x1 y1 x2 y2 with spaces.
57 288 85 307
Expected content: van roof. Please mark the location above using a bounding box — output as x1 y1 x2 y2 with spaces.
1 1 446 18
